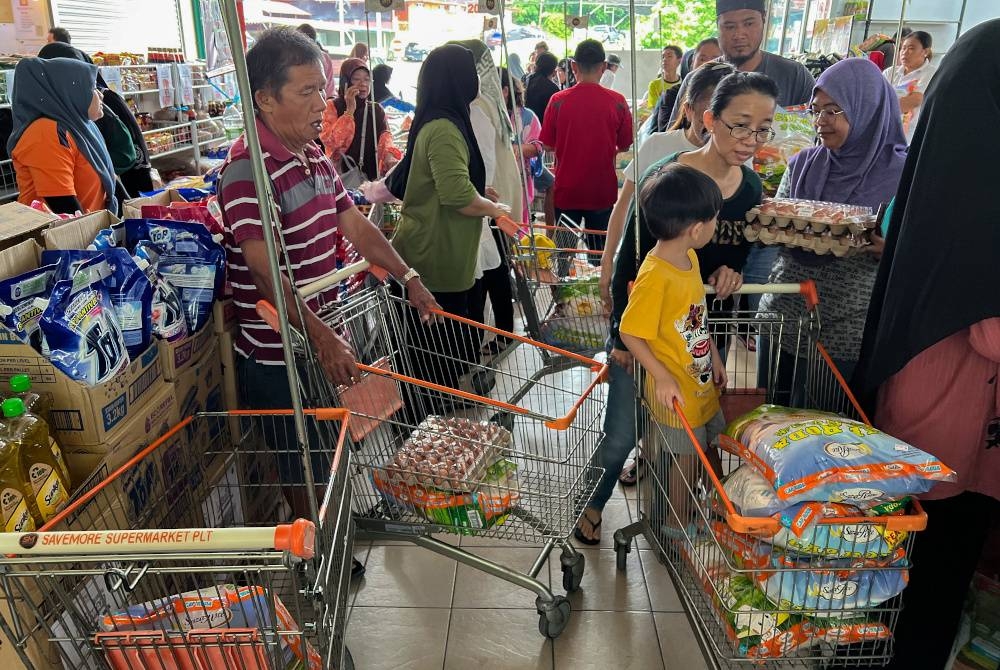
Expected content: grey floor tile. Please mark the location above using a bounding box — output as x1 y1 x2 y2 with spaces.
640 550 684 613
353 544 458 608
452 546 552 609
444 609 554 669
655 612 711 670
565 548 651 612
346 606 450 670
553 610 664 670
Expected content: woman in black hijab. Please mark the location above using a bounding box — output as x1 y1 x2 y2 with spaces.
372 63 415 114
855 19 1000 670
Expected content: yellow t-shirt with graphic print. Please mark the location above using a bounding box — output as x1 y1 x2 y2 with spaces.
619 249 720 428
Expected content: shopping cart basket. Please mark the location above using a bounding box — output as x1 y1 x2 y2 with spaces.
613 283 927 668
0 409 356 670
257 280 608 638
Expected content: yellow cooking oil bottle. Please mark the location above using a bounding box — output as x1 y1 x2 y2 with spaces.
2 397 70 524
9 374 70 487
0 432 35 532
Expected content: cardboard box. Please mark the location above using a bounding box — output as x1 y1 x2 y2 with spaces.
122 189 189 220
41 210 121 250
0 202 59 253
173 347 224 419
158 318 217 382
213 297 237 335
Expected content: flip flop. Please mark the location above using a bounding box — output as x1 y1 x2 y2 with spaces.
619 456 646 486
573 511 602 546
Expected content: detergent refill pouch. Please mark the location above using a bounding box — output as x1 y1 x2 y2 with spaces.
125 219 225 332
134 242 189 342
42 249 153 358
39 256 130 386
0 265 59 348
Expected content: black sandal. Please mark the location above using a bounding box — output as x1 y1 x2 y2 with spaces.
572 511 602 546
351 557 366 580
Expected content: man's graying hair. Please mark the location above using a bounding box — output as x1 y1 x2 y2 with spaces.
247 27 322 107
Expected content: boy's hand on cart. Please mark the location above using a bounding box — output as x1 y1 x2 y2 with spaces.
316 328 361 386
609 347 633 373
406 278 441 323
707 266 743 300
654 372 683 411
712 348 728 390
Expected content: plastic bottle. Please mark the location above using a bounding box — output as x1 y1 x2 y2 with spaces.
222 98 244 140
2 398 70 524
0 434 35 533
9 374 70 486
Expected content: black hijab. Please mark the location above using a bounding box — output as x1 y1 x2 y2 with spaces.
373 64 393 103
386 44 485 201
855 19 1000 398
333 58 387 181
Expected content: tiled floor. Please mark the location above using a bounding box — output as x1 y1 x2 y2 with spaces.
344 483 711 670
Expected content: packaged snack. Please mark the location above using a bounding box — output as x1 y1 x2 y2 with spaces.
134 243 189 342
0 264 59 347
42 249 153 358
100 584 321 670
125 219 226 332
720 405 957 508
716 572 818 658
39 257 130 385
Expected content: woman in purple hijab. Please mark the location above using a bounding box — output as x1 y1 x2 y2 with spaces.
758 57 907 388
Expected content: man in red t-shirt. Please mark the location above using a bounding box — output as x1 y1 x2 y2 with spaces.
540 39 633 262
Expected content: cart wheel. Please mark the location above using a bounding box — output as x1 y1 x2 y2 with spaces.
339 646 355 670
537 596 572 639
561 551 585 592
614 535 631 572
489 412 515 433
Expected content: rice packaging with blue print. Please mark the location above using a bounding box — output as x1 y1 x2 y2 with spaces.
39 256 129 386
0 264 59 348
42 249 153 358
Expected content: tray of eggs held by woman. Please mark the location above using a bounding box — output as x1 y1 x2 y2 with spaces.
744 198 878 257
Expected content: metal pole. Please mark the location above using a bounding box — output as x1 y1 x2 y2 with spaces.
216 0 321 526
779 0 791 56
893 0 907 69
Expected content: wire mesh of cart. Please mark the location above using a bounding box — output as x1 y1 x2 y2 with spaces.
611 283 928 668
256 279 608 638
505 217 610 360
0 408 355 670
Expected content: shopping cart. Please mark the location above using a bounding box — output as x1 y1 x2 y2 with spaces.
0 408 356 670
612 283 927 668
256 277 608 638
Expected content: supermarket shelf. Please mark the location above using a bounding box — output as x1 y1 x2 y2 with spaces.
143 121 190 135
149 143 196 159
121 88 161 96
197 136 227 147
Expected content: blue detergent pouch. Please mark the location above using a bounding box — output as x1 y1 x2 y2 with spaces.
0 265 59 348
88 223 126 251
41 249 153 358
126 219 226 332
134 243 188 342
40 256 130 386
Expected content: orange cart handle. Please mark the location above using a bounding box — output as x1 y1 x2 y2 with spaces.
1 519 316 559
704 280 819 310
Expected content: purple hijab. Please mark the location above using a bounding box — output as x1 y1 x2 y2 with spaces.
787 58 907 210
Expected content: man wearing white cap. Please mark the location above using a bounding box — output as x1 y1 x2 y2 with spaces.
666 0 814 126
600 53 621 89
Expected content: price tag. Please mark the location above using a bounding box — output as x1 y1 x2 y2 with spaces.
100 67 123 94
156 64 175 108
176 64 194 106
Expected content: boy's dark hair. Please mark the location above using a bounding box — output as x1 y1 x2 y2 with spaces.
708 70 779 117
639 163 723 241
573 39 606 73
296 23 318 40
48 27 71 44
247 27 322 108
664 45 683 59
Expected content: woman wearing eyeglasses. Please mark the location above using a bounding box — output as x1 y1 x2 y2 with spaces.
574 70 776 545
759 57 907 397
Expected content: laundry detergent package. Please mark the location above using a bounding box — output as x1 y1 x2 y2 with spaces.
719 405 957 508
42 249 153 358
39 256 130 386
0 264 59 348
125 219 226 332
99 583 321 670
135 243 189 342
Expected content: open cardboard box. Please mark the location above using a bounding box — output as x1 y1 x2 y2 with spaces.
122 189 189 220
0 201 60 253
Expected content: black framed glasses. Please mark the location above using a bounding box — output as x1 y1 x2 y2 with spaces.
807 107 847 123
717 119 776 143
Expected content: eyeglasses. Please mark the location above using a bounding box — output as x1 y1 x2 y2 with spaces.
717 119 775 143
807 107 846 123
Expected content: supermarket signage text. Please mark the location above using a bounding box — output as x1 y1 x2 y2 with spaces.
37 530 216 547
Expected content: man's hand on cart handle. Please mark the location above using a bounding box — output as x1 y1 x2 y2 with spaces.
307 319 361 386
404 276 441 323
707 266 743 300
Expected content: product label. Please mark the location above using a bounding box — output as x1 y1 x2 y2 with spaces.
50 438 69 484
1 486 35 532
29 462 68 521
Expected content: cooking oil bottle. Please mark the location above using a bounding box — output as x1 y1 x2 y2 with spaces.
2 398 70 524
0 434 35 532
9 374 70 486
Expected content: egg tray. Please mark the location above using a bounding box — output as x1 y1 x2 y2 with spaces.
744 224 870 257
380 416 514 493
746 209 878 237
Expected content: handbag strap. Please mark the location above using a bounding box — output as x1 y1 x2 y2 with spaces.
357 104 368 170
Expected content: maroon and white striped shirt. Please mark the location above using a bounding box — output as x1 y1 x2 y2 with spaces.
218 117 353 364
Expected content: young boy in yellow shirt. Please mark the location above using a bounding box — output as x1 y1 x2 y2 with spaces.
619 162 727 534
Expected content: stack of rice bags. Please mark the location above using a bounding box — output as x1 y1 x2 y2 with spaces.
704 405 958 659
